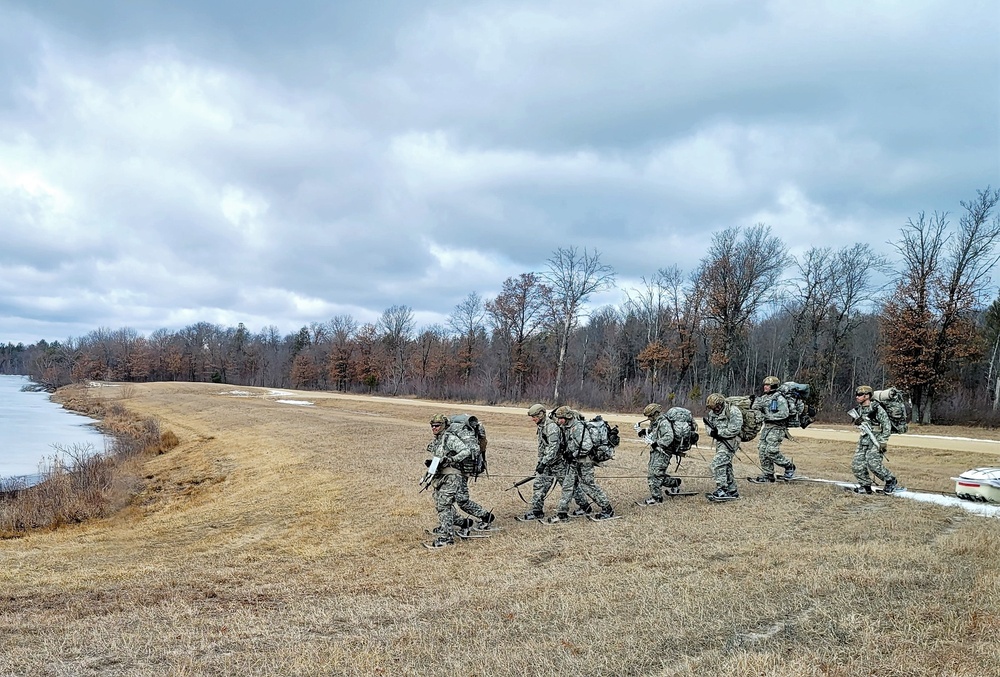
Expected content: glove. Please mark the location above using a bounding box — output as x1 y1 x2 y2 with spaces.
637 428 648 438
853 418 862 427
439 457 451 468
879 442 887 453
709 429 720 440
535 462 547 476
424 459 432 467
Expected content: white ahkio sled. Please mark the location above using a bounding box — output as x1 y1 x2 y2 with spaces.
952 467 1000 504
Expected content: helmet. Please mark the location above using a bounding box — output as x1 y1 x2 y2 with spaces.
643 403 662 418
763 376 780 387
429 414 449 427
527 404 546 417
855 385 873 396
553 406 574 420
706 393 727 410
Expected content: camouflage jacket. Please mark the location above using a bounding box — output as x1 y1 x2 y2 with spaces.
427 431 471 476
536 418 562 467
707 403 743 441
647 412 676 452
857 400 891 445
752 391 791 426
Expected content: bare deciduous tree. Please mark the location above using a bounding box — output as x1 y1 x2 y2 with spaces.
883 187 1000 423
449 292 486 384
378 305 415 395
542 247 616 402
486 273 549 398
697 224 790 390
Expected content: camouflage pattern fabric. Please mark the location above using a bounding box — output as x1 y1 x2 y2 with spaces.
752 392 793 474
556 461 612 514
851 400 895 487
706 403 742 492
431 473 463 539
455 475 490 520
755 425 793 474
646 412 679 499
531 417 591 513
426 428 475 538
555 419 612 513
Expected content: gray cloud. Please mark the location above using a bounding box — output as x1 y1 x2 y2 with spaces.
0 1 997 345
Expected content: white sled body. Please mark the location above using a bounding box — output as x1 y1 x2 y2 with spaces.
953 467 1000 504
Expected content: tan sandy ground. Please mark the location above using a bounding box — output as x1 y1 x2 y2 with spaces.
1 382 998 676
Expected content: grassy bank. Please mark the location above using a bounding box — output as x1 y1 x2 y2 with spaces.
1 382 997 676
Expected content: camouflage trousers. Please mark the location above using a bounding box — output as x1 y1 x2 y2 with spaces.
456 475 490 520
556 462 612 514
757 425 793 475
647 449 681 499
852 440 895 487
531 462 591 514
710 439 738 493
432 473 463 538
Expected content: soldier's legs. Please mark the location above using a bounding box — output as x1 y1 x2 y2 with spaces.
556 467 582 514
865 446 895 483
433 474 462 538
455 475 489 519
577 463 612 511
647 452 670 499
711 442 737 492
851 443 872 485
530 473 557 514
758 426 792 474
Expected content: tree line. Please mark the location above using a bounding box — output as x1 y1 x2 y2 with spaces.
4 188 999 425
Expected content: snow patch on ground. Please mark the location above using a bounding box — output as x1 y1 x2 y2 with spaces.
87 382 119 388
267 390 294 397
275 399 313 406
804 477 1000 519
220 390 254 397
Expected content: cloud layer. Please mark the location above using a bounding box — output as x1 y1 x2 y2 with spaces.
1 0 997 343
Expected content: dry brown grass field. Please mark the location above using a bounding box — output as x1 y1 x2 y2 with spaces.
2 382 998 677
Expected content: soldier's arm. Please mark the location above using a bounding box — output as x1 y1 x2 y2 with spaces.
652 418 674 447
719 406 743 438
875 405 892 443
440 434 471 464
538 421 561 466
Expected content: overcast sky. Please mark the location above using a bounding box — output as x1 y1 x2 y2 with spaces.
1 0 998 345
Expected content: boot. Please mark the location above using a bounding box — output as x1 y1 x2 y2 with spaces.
725 487 740 499
852 485 873 494
570 505 593 517
883 477 898 494
706 487 738 502
474 511 495 531
545 512 570 524
782 463 796 480
428 537 454 548
642 496 663 505
749 474 776 484
520 510 543 521
592 506 615 520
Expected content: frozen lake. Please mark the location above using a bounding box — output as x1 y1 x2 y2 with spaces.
0 375 107 481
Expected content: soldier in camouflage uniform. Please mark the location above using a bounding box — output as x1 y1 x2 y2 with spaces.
704 393 742 501
749 376 796 483
424 414 492 547
850 385 899 494
546 406 615 523
635 403 683 504
522 404 593 520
